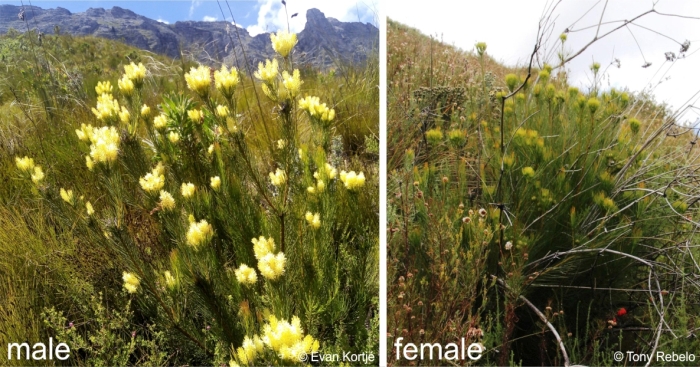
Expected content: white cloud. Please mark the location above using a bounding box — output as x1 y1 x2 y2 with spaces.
387 0 700 123
246 0 378 36
157 17 169 24
189 0 202 19
203 16 217 22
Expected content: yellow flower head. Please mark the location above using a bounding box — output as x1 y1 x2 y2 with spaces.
159 190 176 210
118 75 134 96
210 176 221 191
270 30 298 58
214 65 239 98
141 104 151 118
208 144 215 155
305 211 321 229
153 113 168 130
118 106 130 124
522 166 535 178
140 165 165 193
282 69 302 98
122 271 140 293
234 264 258 285
168 132 180 144
164 270 177 288
60 188 74 205
262 315 319 361
339 170 366 190
254 59 279 83
252 236 276 260
75 123 94 141
269 168 286 187
31 166 45 184
188 109 203 123
181 182 195 198
216 104 229 118
316 179 326 192
185 65 212 96
15 156 35 172
236 335 263 364
92 93 120 121
95 80 113 95
86 201 95 216
186 219 214 249
258 252 286 280
88 126 121 164
298 95 335 123
124 62 147 86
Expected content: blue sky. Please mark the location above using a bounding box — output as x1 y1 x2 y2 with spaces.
1 0 378 35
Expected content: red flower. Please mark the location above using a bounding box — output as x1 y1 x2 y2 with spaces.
616 307 627 317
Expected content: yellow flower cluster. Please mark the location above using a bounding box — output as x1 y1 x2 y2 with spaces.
123 62 147 86
118 106 130 124
186 219 214 249
153 113 168 130
234 264 258 285
315 163 338 180
181 182 196 198
185 65 212 96
254 59 279 84
95 81 113 95
271 30 298 58
298 95 335 123
269 168 286 187
159 190 176 210
258 252 286 280
141 104 151 118
92 93 121 121
305 212 321 229
281 69 302 98
168 132 180 144
210 176 221 191
262 315 320 362
216 104 229 118
164 270 177 289
139 163 165 193
86 201 95 216
234 335 265 365
118 75 134 96
122 271 140 293
252 235 285 280
60 188 74 204
88 126 121 164
214 65 239 98
187 109 203 123
340 170 366 190
15 156 35 171
31 166 44 184
252 236 276 260
307 179 325 194
522 166 535 178
16 156 45 184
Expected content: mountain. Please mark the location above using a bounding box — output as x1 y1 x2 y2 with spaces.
0 5 377 69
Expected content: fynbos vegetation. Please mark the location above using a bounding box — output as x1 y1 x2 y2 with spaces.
1 6 378 366
388 14 700 366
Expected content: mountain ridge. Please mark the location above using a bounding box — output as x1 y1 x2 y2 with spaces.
0 5 378 69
